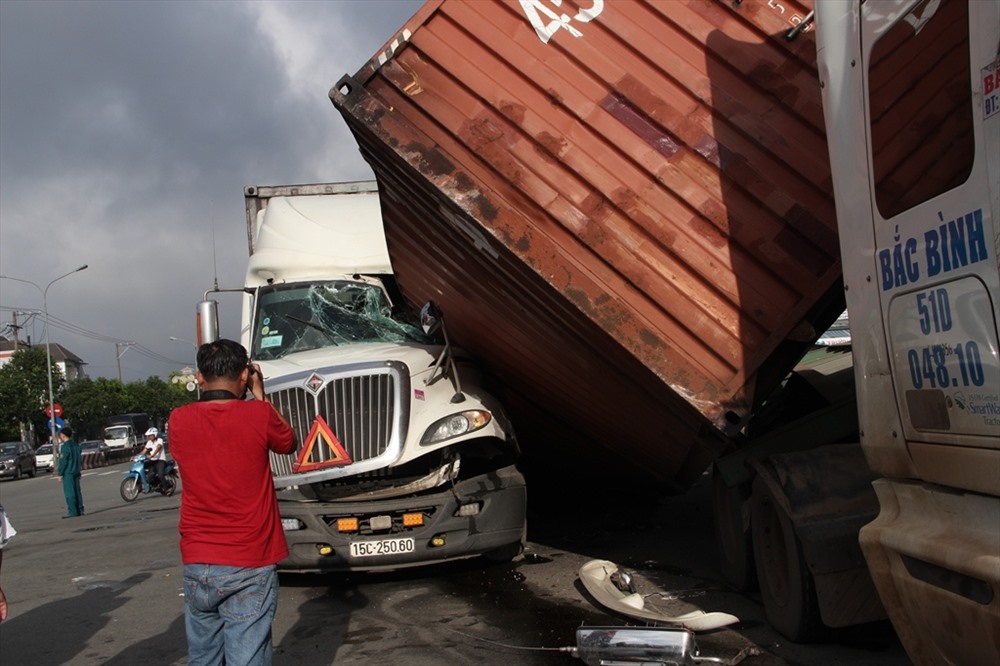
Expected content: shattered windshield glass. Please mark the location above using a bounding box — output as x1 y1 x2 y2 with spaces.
252 280 431 360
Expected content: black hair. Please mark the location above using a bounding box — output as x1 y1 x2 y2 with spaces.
197 339 249 381
61 426 74 438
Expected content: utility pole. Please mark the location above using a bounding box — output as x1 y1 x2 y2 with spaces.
12 312 25 440
11 311 21 351
116 342 135 382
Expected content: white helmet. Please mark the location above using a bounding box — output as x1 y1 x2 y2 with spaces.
145 428 158 437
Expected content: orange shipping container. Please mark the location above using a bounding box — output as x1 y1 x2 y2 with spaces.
331 0 842 487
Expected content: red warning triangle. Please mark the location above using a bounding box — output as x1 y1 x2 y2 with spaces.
292 415 353 473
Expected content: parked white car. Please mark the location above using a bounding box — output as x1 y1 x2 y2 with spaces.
34 444 54 472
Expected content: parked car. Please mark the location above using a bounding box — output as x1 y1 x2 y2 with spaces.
80 440 110 456
0 441 37 480
34 444 54 472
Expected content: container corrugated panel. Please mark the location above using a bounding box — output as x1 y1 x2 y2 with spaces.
332 0 842 486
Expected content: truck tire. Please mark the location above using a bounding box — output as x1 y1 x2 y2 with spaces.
712 465 756 592
750 475 824 642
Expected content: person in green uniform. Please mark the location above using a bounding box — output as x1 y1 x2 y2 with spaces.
56 427 83 518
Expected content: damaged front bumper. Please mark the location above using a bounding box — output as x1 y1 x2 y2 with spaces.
278 463 526 572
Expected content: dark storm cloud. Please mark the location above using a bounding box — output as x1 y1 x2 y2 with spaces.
0 0 422 381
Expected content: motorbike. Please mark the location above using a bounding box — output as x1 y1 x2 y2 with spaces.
120 453 179 502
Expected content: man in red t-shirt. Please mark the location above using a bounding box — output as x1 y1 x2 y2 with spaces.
169 339 296 666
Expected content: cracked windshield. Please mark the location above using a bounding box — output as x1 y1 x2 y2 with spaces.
252 281 430 360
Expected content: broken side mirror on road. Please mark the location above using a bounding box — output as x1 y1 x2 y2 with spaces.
574 625 757 665
450 624 757 665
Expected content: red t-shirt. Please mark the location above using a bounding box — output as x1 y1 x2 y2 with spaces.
168 399 296 567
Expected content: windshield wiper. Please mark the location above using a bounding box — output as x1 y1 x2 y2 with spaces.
284 313 340 346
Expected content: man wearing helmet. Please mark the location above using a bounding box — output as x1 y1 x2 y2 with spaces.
143 427 166 493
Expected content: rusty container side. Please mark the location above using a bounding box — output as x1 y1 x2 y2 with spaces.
332 0 842 486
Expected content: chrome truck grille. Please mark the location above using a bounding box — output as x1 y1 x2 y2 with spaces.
266 362 408 479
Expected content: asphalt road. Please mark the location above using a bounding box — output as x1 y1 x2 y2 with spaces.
0 463 910 665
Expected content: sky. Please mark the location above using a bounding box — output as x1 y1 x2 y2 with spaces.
0 0 424 383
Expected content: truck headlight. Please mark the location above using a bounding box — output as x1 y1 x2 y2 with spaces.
421 410 491 445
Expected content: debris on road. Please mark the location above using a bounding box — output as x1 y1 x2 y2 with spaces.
578 560 739 632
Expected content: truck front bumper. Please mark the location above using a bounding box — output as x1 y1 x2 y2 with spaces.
278 463 526 572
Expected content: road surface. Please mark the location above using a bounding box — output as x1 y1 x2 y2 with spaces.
0 462 909 665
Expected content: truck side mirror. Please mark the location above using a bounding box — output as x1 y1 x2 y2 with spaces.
420 300 464 403
420 301 442 336
197 300 220 345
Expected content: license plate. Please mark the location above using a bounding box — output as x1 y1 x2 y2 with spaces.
349 537 415 558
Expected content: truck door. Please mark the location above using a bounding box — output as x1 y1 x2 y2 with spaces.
858 0 1000 490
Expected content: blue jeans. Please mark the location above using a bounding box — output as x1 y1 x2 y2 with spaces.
182 564 279 666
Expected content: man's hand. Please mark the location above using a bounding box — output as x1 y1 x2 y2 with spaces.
247 362 266 401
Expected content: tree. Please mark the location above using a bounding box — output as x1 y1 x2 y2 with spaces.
60 377 128 439
0 347 64 442
0 345 198 442
130 375 194 427
61 374 196 439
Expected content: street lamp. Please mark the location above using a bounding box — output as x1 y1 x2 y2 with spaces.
1 265 89 443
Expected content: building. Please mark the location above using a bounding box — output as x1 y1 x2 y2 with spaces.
0 337 87 380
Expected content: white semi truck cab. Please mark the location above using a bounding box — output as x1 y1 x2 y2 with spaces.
199 181 526 571
816 1 999 662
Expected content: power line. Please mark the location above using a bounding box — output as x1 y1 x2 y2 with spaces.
1 305 187 367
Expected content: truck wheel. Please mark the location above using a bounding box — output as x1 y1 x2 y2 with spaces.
712 465 756 591
751 475 824 642
120 477 141 502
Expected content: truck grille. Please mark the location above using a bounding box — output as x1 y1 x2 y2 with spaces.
267 367 400 477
